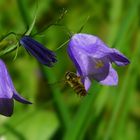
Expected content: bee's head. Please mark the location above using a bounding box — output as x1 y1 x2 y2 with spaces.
65 71 77 81
65 71 71 80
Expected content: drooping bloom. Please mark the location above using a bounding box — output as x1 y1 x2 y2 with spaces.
20 36 57 67
67 33 130 91
0 59 31 117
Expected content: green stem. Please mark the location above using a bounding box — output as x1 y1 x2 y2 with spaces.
33 23 72 38
0 32 17 41
55 39 70 52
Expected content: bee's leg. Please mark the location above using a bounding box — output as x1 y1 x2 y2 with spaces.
86 92 90 96
77 76 82 83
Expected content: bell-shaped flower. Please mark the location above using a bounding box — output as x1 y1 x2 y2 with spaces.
20 36 57 67
67 33 130 91
0 59 31 117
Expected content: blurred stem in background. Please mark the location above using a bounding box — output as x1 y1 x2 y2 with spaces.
16 0 30 29
103 0 139 140
112 0 139 50
114 30 140 140
107 0 122 45
63 83 100 140
40 66 71 129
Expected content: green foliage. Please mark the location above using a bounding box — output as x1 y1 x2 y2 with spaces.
0 0 139 140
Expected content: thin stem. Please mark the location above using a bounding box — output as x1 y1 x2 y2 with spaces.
33 23 72 38
40 66 71 129
0 32 17 41
77 15 90 33
32 8 69 37
55 39 70 51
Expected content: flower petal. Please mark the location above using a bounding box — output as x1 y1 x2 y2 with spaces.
0 98 13 117
83 77 91 91
69 33 130 65
109 49 130 66
69 33 111 58
20 36 57 66
13 91 32 104
67 45 83 75
0 60 13 99
99 64 118 85
86 56 110 81
77 72 91 91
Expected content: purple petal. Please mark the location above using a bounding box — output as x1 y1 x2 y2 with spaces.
83 77 91 91
67 46 83 75
13 91 32 104
0 98 14 117
86 56 110 81
0 60 13 99
109 49 130 66
99 64 118 85
69 34 130 66
69 33 111 58
77 72 91 91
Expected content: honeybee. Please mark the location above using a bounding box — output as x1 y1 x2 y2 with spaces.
65 71 87 96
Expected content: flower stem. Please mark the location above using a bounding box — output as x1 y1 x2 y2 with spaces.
0 32 17 41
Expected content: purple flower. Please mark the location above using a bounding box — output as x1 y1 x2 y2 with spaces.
20 36 57 67
67 33 130 91
0 59 31 117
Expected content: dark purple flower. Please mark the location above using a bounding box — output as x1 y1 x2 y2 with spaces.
20 36 57 67
67 33 130 91
0 59 31 117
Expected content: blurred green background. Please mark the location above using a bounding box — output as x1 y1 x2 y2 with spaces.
0 0 139 140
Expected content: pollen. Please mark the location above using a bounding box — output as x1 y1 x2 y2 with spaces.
95 60 104 69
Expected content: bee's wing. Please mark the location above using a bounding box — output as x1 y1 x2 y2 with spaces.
47 79 65 87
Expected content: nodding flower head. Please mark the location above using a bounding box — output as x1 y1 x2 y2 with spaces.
67 33 130 91
20 36 57 67
0 59 31 117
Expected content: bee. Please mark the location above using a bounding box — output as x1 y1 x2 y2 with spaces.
65 71 87 96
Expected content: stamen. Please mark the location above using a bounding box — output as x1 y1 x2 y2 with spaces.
95 60 104 69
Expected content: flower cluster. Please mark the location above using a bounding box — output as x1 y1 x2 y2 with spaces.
0 33 130 116
0 35 57 117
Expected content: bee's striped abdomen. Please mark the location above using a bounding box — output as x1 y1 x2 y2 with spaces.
69 79 87 96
